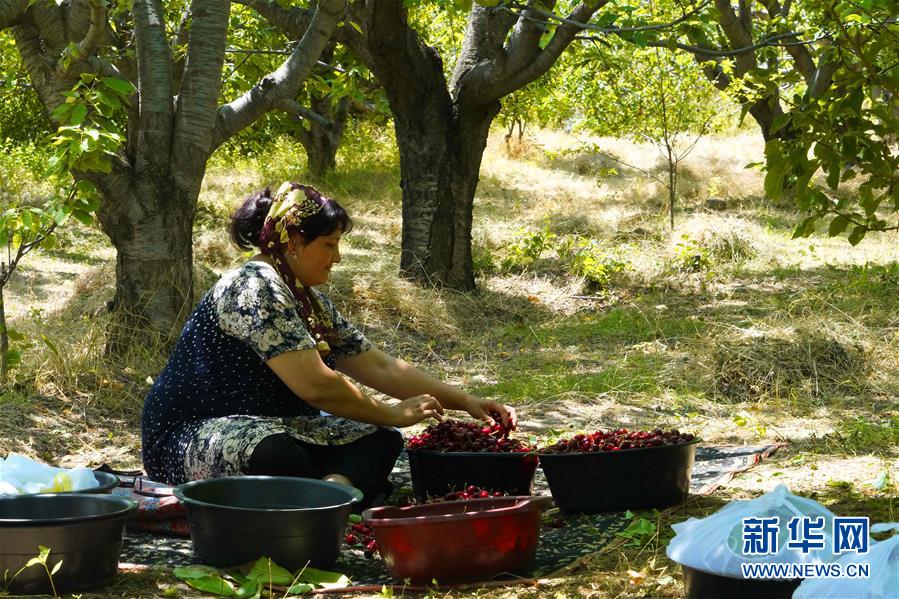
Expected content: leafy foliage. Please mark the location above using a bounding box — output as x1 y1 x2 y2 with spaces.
173 558 350 597
765 1 899 244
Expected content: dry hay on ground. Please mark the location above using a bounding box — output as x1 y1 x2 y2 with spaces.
712 328 868 401
674 215 764 264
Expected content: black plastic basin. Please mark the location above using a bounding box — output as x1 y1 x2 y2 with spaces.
406 450 539 501
174 476 363 569
682 565 801 599
537 440 698 513
0 493 137 595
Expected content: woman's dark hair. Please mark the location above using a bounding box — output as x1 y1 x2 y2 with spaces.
229 184 353 251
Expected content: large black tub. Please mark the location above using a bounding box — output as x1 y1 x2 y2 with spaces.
682 565 801 599
174 476 362 570
537 439 698 513
0 493 137 595
407 450 539 501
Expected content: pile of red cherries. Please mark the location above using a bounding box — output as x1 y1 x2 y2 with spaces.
541 428 695 453
405 416 533 453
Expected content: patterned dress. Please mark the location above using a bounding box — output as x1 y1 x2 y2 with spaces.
141 261 380 485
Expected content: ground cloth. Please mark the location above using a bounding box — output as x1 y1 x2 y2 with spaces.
119 444 782 584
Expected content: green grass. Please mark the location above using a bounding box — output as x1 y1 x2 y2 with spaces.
498 308 705 347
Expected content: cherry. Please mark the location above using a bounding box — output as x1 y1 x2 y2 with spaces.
406 419 534 453
541 427 696 453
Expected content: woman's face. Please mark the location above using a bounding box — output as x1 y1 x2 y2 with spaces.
287 229 343 286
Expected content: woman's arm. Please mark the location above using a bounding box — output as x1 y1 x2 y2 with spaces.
266 348 444 427
337 349 516 427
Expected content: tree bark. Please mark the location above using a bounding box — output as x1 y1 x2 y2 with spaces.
294 95 349 178
93 172 195 344
0 288 8 384
394 101 499 290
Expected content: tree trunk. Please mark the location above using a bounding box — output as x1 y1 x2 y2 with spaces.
296 96 348 178
668 147 676 230
0 289 8 384
748 100 791 142
393 102 499 290
95 174 196 347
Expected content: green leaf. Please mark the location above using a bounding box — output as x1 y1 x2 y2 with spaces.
732 411 749 427
50 560 62 576
847 225 866 245
791 216 818 239
347 514 363 524
69 103 88 125
72 210 93 225
101 76 135 95
41 334 60 356
474 0 500 6
763 140 789 199
173 565 222 579
286 582 315 595
234 580 261 599
297 567 351 589
6 349 22 368
6 328 26 342
245 558 294 586
348 21 363 34
184 575 236 596
828 215 850 236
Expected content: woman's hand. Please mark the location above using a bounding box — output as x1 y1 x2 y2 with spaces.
389 394 445 427
464 396 517 430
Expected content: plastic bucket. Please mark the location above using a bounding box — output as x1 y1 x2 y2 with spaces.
682 565 801 599
0 493 137 595
174 476 363 569
407 450 538 501
537 440 698 513
363 495 552 583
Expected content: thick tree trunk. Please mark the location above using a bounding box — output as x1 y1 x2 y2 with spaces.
95 174 196 346
394 102 499 290
748 100 791 142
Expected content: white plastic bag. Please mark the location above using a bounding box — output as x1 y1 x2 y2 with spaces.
667 484 841 578
0 454 99 495
793 523 899 599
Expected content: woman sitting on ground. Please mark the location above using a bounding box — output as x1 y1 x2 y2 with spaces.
141 182 515 507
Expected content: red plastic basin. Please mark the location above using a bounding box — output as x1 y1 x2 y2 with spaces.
362 495 552 584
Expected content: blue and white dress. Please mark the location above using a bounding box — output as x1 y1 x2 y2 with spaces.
141 261 378 485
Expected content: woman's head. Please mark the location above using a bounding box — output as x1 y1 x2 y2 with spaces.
230 183 352 251
230 183 353 286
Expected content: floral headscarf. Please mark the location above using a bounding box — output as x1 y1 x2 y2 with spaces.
258 182 337 363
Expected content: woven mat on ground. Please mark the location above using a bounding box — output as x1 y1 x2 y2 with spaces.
119 443 782 585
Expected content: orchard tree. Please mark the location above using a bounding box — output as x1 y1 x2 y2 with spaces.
766 0 899 243
559 37 723 228
243 0 633 290
287 44 384 177
0 0 345 344
220 9 384 178
659 0 838 142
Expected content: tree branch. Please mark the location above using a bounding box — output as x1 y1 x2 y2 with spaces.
172 0 230 188
0 0 29 29
713 0 756 73
503 0 711 34
504 0 552 73
56 0 106 77
11 22 71 124
132 0 173 172
491 1 605 99
274 98 332 129
209 0 345 153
